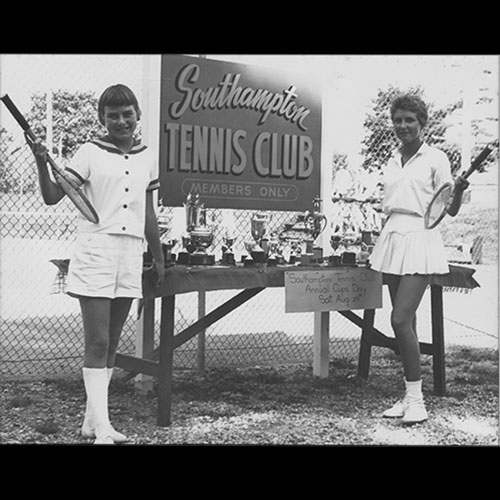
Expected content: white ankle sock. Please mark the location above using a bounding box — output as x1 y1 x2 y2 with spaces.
404 379 423 400
82 367 113 431
82 367 112 437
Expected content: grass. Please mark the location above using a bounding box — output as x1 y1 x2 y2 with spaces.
1 344 497 446
34 419 60 435
8 395 33 408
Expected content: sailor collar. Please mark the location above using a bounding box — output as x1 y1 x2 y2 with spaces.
91 136 148 155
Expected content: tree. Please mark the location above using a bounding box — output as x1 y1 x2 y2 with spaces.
27 89 103 161
0 127 39 193
470 66 499 171
360 85 463 175
1 90 105 194
331 151 348 186
0 127 15 192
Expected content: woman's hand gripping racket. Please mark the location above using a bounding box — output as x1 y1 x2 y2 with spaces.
424 141 498 229
0 93 99 224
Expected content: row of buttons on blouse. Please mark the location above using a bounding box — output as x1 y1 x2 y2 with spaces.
123 155 130 230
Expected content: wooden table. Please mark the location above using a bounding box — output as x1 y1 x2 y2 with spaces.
114 263 479 426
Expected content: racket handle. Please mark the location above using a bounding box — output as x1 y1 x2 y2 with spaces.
1 94 61 172
0 94 35 138
46 153 64 175
464 145 493 178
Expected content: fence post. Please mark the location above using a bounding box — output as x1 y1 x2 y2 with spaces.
461 64 474 173
197 291 206 374
134 299 155 392
141 54 161 155
46 90 53 158
0 54 3 321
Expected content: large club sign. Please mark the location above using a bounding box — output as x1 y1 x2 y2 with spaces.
159 55 322 211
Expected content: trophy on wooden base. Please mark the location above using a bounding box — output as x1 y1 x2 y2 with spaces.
181 192 215 266
301 196 327 264
266 230 284 266
249 212 271 264
156 205 178 265
220 211 237 265
221 234 236 265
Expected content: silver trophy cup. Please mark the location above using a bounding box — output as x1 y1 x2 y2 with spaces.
250 212 271 263
182 192 215 265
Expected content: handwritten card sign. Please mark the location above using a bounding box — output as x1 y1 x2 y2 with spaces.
285 268 383 313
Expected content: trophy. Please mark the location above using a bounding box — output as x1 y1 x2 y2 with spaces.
329 232 343 266
287 238 303 264
341 222 359 266
243 240 256 266
157 206 177 265
266 230 284 266
177 233 195 265
302 196 327 263
358 199 383 264
220 211 237 265
328 195 358 266
221 231 236 265
176 195 195 265
249 212 271 264
182 192 215 266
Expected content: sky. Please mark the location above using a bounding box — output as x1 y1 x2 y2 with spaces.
1 53 498 172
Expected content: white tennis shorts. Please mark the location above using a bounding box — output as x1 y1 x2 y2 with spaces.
66 233 144 299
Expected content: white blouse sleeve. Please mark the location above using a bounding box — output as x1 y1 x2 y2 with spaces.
431 149 453 191
64 143 92 188
147 151 160 192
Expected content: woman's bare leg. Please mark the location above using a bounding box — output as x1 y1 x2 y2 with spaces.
388 274 429 381
107 297 134 368
80 297 112 368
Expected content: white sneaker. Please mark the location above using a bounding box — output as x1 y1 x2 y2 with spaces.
93 424 119 445
382 399 407 418
82 423 129 443
402 398 428 425
94 434 115 445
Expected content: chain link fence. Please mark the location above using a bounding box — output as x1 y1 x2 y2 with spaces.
1 54 498 379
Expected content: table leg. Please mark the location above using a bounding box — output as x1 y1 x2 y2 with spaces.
357 309 375 379
430 285 446 395
157 294 176 426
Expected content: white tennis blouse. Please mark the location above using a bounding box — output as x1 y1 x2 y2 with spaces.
382 142 453 218
65 137 160 238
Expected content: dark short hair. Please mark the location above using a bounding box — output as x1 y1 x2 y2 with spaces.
390 94 428 127
97 84 141 125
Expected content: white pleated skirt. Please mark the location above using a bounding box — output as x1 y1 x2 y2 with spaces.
369 212 449 276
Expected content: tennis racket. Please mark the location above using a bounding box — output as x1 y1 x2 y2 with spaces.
0 93 99 224
424 142 497 229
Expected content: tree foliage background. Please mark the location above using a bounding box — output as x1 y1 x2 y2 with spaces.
360 85 464 175
0 90 103 194
28 90 101 160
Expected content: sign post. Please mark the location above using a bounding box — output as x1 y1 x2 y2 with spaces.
285 268 383 378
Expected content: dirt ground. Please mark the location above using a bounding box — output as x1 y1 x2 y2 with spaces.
1 345 497 446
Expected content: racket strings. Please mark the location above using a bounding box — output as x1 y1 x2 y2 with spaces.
426 184 453 228
56 174 99 224
23 133 99 223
